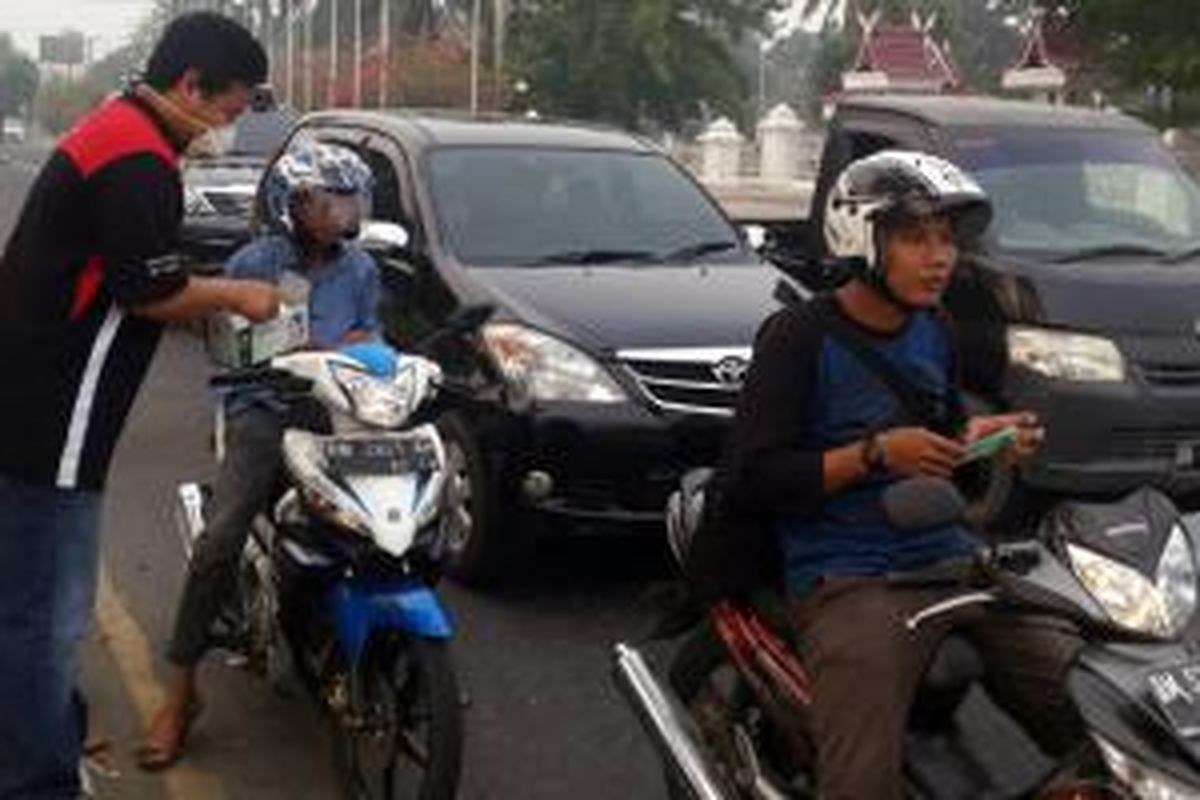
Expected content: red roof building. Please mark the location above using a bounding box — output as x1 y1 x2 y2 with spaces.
841 11 962 95
1002 12 1078 104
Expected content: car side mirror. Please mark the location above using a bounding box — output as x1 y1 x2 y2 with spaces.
741 223 767 252
359 220 418 292
359 220 412 257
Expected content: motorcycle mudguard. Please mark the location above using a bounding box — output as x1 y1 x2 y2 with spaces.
331 580 453 667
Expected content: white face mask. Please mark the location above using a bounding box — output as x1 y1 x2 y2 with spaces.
185 124 236 159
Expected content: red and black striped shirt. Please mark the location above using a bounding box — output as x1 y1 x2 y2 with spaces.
0 94 188 491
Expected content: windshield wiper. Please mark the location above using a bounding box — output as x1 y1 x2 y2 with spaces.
660 240 741 263
524 249 660 266
1163 241 1200 264
1051 243 1171 263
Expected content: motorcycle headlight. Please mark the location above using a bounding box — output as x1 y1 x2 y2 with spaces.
481 322 626 404
1008 326 1126 383
331 363 411 428
1067 524 1197 638
1094 734 1200 799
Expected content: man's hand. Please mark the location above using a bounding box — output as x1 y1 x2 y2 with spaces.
881 427 965 479
964 412 1044 465
229 281 282 322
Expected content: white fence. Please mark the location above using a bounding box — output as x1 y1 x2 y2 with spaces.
670 104 822 222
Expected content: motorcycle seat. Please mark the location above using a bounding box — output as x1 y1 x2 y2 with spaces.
910 635 983 731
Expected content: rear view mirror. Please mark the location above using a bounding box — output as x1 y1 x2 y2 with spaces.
445 304 495 335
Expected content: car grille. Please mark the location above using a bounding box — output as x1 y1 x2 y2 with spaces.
618 347 751 417
1110 427 1200 460
1139 361 1200 387
201 189 254 218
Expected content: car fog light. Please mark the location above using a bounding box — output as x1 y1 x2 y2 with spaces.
522 470 554 502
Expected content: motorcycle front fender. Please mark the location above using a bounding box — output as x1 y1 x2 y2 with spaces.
331 580 454 668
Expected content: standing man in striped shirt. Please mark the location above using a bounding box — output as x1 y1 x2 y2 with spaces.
0 13 279 797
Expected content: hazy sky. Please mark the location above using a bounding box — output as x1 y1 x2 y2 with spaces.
1 0 155 60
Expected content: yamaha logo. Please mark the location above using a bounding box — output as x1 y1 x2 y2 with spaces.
712 356 749 387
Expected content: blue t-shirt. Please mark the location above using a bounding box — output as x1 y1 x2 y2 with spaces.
776 311 975 595
226 236 380 346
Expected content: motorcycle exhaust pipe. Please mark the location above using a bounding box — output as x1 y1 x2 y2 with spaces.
612 642 729 800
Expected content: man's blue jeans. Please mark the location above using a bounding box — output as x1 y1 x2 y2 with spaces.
0 475 101 799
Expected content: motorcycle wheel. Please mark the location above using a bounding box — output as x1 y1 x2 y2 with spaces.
666 624 812 799
332 637 463 800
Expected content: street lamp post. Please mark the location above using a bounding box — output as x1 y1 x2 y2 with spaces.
328 0 339 108
469 0 482 113
353 0 362 107
303 0 314 111
287 0 297 108
378 0 390 108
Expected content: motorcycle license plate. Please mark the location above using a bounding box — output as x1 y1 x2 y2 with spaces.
325 438 414 475
1147 662 1200 738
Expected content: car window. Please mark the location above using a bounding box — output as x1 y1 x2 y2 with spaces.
424 146 744 266
231 109 297 158
951 127 1200 255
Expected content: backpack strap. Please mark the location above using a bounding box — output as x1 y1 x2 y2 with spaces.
813 296 964 437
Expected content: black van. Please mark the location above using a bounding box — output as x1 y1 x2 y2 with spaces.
264 111 800 583
776 94 1200 524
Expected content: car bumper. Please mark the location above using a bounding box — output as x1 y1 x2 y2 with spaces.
489 400 729 528
1009 370 1200 495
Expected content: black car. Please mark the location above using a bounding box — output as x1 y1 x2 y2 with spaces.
180 98 296 270
779 94 1200 523
263 110 800 583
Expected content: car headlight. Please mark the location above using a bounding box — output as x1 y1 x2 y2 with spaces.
331 363 411 428
1008 326 1126 382
184 185 215 216
481 322 626 404
1094 734 1200 798
1067 524 1197 638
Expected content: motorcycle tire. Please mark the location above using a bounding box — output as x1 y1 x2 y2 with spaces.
332 636 463 800
666 623 813 800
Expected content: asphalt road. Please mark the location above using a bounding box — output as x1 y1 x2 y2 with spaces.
0 141 667 799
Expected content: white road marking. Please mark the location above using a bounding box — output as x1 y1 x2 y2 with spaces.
95 567 228 800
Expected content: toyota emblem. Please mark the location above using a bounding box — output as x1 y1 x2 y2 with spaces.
712 356 749 387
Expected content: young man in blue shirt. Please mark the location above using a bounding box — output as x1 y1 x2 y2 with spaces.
140 139 381 769
726 151 1083 798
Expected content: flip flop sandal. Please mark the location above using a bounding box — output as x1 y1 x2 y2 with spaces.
135 699 204 772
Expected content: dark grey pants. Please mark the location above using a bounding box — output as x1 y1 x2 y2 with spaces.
168 403 283 667
790 576 1085 800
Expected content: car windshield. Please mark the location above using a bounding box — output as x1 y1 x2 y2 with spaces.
230 109 296 158
950 126 1200 259
425 146 745 266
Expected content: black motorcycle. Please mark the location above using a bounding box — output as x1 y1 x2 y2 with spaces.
615 473 1200 798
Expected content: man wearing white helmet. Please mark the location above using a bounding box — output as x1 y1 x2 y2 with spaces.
139 137 382 769
723 150 1083 798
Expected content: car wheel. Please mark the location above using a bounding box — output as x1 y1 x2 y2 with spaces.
437 411 514 586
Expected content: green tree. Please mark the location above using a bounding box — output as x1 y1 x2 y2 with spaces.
509 0 780 131
0 34 40 120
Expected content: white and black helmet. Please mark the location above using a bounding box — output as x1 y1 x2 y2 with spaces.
824 150 992 276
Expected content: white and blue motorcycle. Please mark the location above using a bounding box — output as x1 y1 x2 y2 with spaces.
177 312 488 799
